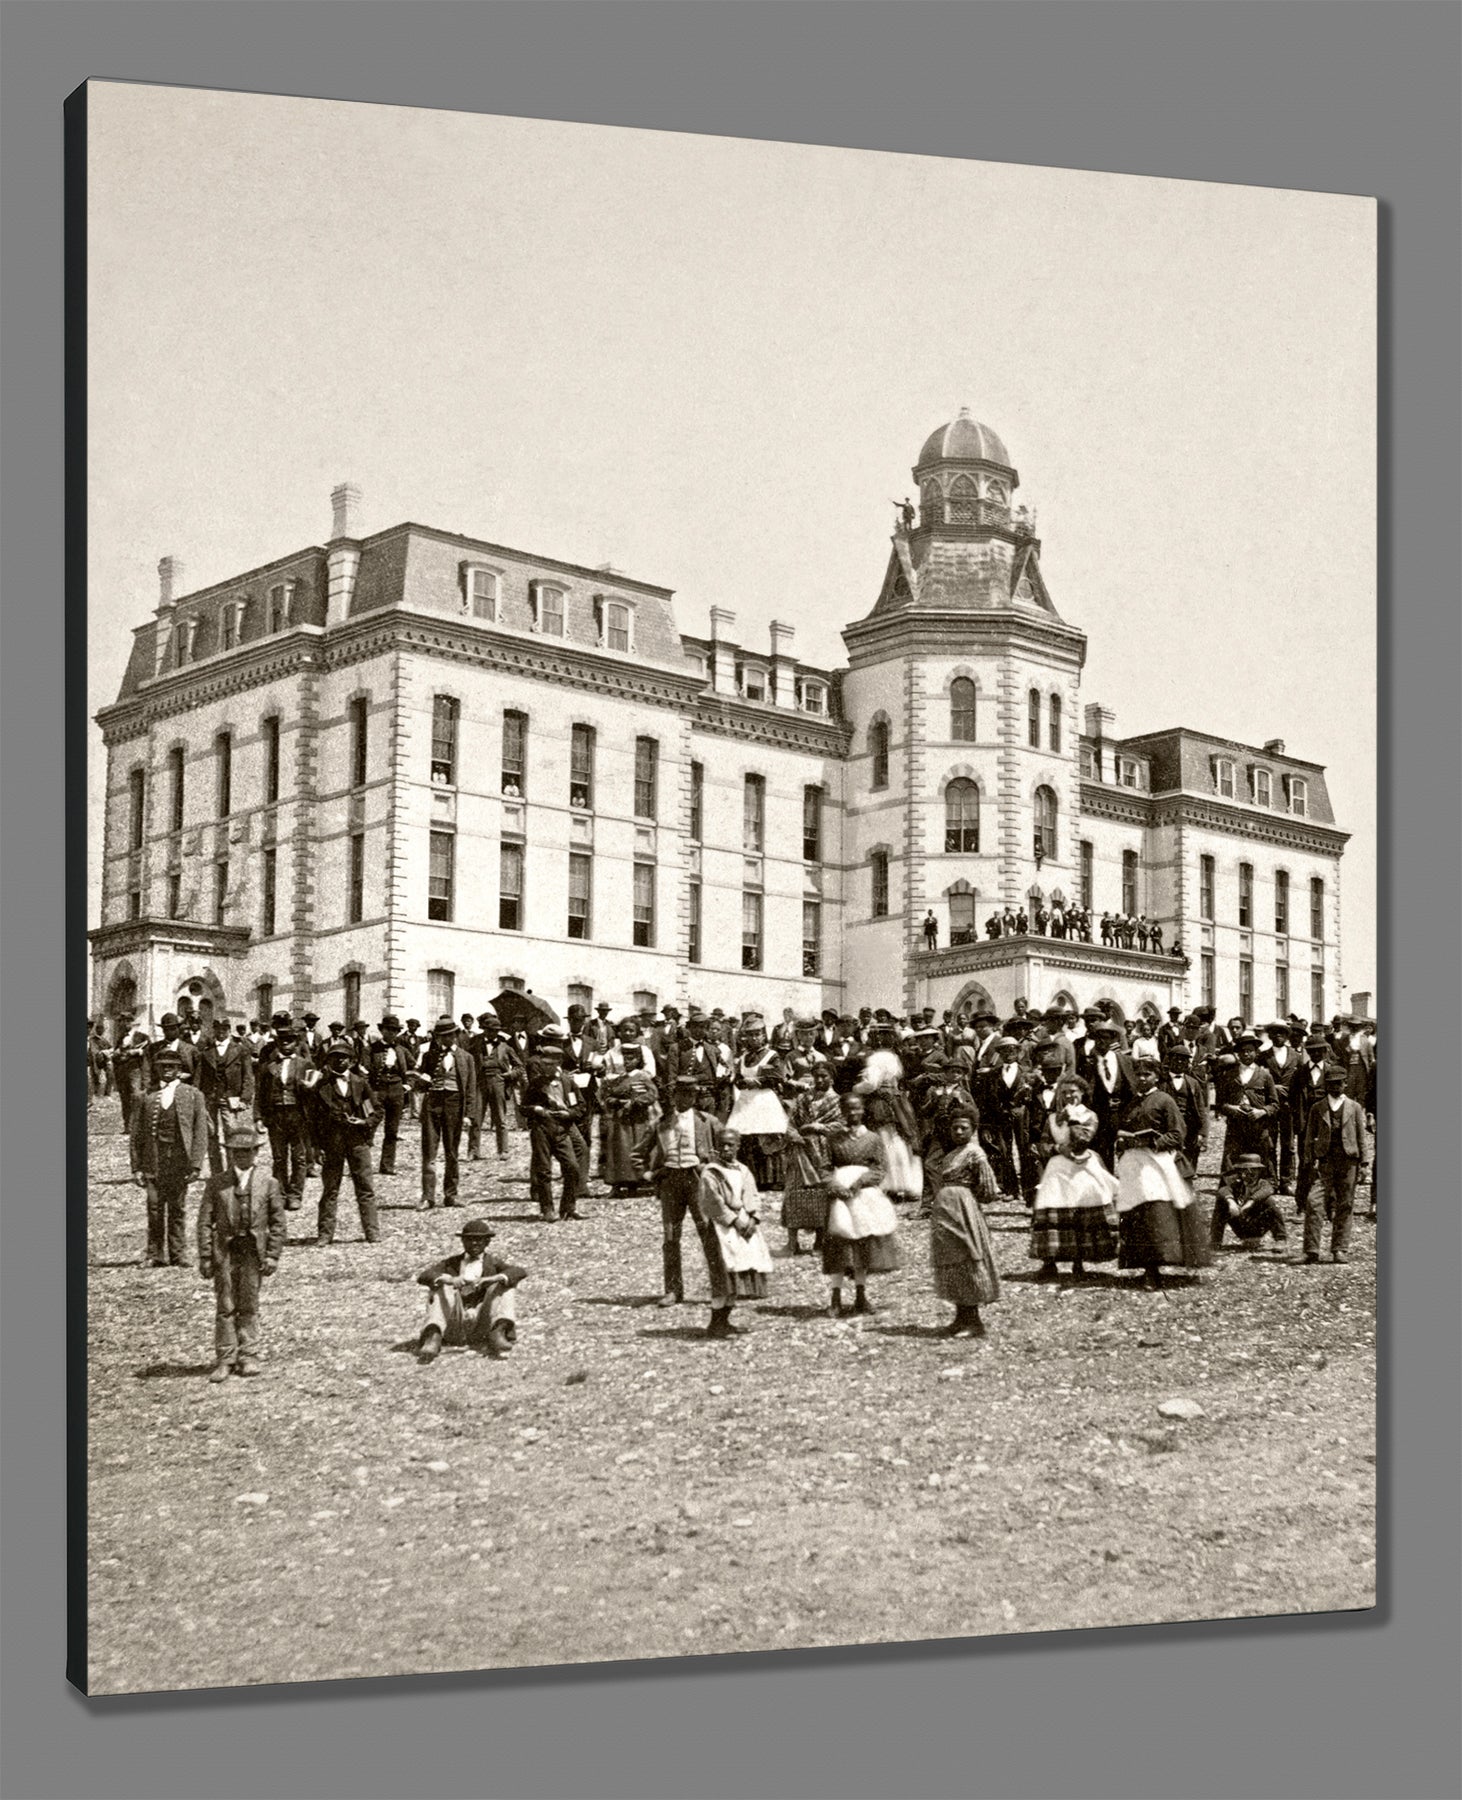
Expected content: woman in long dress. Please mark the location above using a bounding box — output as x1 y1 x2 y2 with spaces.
597 1026 660 1194
864 1085 923 1207
780 1061 842 1254
695 1126 773 1339
1029 1094 1120 1281
1115 1058 1214 1287
928 1109 1003 1337
821 1092 903 1317
727 1014 790 1191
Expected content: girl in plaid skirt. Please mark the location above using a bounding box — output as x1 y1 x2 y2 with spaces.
1029 1097 1120 1281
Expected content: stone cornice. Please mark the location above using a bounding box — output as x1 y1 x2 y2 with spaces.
692 695 852 756
1151 791 1349 854
913 934 1187 984
842 608 1087 670
96 633 324 739
89 918 254 958
1079 782 1156 826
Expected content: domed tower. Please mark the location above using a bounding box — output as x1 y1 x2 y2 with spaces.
840 411 1087 1015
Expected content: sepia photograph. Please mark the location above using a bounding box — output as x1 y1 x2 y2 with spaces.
78 80 1376 1695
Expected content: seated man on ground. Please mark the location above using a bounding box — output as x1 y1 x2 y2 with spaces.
415 1219 527 1363
1209 1153 1289 1251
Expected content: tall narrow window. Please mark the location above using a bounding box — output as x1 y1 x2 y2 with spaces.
167 870 182 921
1199 854 1216 920
497 841 522 930
501 709 527 797
1049 693 1062 752
428 968 455 1019
945 779 980 853
127 768 146 852
1275 869 1290 935
428 830 456 922
1310 877 1325 940
634 737 658 820
1122 849 1139 915
949 888 976 944
348 832 365 923
1028 688 1042 748
1276 962 1290 1017
256 980 274 1023
348 698 368 789
1034 786 1058 859
468 567 498 620
1201 951 1216 1008
268 584 289 634
1080 840 1094 909
950 678 977 742
261 847 277 936
1311 967 1325 1019
343 970 362 1025
869 719 889 790
1239 957 1254 1025
213 858 229 925
632 860 656 947
1238 862 1254 928
802 786 823 863
602 601 631 652
215 731 232 817
1082 743 1100 781
532 583 565 637
1250 767 1272 806
689 761 704 841
743 775 766 853
741 891 763 970
871 849 890 919
1288 776 1309 817
1215 758 1236 799
431 695 459 786
687 880 702 964
802 901 822 977
262 715 280 804
570 725 595 810
567 852 592 940
221 605 237 651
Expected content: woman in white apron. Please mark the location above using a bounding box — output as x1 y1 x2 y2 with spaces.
1114 1059 1213 1288
727 1013 789 1191
821 1092 903 1317
1029 1095 1120 1280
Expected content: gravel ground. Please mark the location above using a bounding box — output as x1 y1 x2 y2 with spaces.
84 1096 1376 1695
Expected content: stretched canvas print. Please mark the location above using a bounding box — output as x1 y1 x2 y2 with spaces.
72 80 1378 1694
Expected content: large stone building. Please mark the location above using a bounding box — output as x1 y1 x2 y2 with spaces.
92 412 1350 1036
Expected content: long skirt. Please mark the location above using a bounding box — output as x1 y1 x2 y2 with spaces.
931 1210 1002 1305
1030 1153 1120 1265
780 1143 830 1231
740 1134 784 1192
603 1111 654 1187
1118 1200 1214 1269
702 1222 770 1303
821 1231 902 1280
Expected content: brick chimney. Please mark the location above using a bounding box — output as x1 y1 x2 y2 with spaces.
1084 703 1115 738
1264 738 1286 755
326 483 362 627
153 556 183 674
769 619 797 707
709 606 739 697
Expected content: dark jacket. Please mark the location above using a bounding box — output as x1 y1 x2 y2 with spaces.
144 1037 197 1090
417 1039 477 1106
1303 1095 1368 1164
197 1168 287 1274
367 1035 418 1093
415 1248 528 1298
1161 1070 1210 1172
256 1048 316 1123
129 1082 210 1177
308 1068 380 1138
645 1107 720 1175
195 1035 256 1110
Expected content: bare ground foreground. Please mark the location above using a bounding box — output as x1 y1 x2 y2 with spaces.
84 1096 1376 1695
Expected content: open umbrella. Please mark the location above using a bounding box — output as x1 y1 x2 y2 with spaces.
491 990 560 1034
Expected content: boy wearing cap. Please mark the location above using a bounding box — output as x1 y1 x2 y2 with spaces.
469 1012 522 1160
256 1023 314 1210
130 1046 211 1265
197 1119 287 1379
415 1220 527 1361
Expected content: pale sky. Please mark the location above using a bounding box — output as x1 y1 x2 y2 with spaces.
87 82 1376 996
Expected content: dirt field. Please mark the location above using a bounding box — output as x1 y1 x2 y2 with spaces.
84 1096 1376 1695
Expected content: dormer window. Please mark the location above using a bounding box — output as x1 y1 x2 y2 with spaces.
1286 775 1309 817
530 582 565 637
1119 757 1139 789
1081 744 1097 780
267 582 294 634
463 564 500 621
796 678 827 715
1213 757 1236 799
1249 766 1272 806
686 652 707 677
177 615 201 666
221 599 246 651
594 596 633 653
736 663 766 702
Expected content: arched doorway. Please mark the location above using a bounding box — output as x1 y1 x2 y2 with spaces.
951 980 996 1023
1049 988 1078 1017
105 963 137 1041
1093 994 1127 1028
175 969 228 1029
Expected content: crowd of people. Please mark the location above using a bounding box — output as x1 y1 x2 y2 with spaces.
89 994 1376 1376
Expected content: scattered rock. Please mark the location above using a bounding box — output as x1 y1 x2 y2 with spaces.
938 1367 966 1383
233 1492 270 1507
1157 1398 1205 1420
615 1451 642 1466
926 1472 942 1488
565 1370 589 1386
424 1460 451 1474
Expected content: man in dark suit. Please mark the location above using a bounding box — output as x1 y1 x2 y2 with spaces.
255 1024 314 1211
415 1219 528 1362
1261 1021 1300 1190
1216 1030 1281 1174
469 1010 522 1161
1302 1064 1369 1264
197 1117 287 1380
977 1038 1033 1201
1160 1041 1209 1179
645 1074 721 1305
1087 1020 1137 1170
367 1014 416 1175
522 1029 589 1220
112 1013 151 1134
195 1016 257 1174
144 1012 197 1090
1157 1007 1185 1058
1289 1035 1338 1218
308 1038 381 1245
129 1045 210 1266
415 1016 476 1210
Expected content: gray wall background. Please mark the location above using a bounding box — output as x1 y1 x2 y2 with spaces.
3 3 1458 1796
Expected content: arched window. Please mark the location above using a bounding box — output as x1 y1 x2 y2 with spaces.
869 718 890 790
920 480 942 526
1034 785 1058 859
947 474 977 523
950 677 977 742
945 779 980 854
1049 692 1062 752
1028 688 1042 748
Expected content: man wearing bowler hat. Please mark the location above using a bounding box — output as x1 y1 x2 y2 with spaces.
414 1015 476 1209
1301 1063 1368 1264
1217 1029 1281 1174
368 1015 416 1176
130 1044 210 1266
1209 1154 1288 1252
197 1117 286 1380
308 1038 382 1245
415 1219 527 1362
